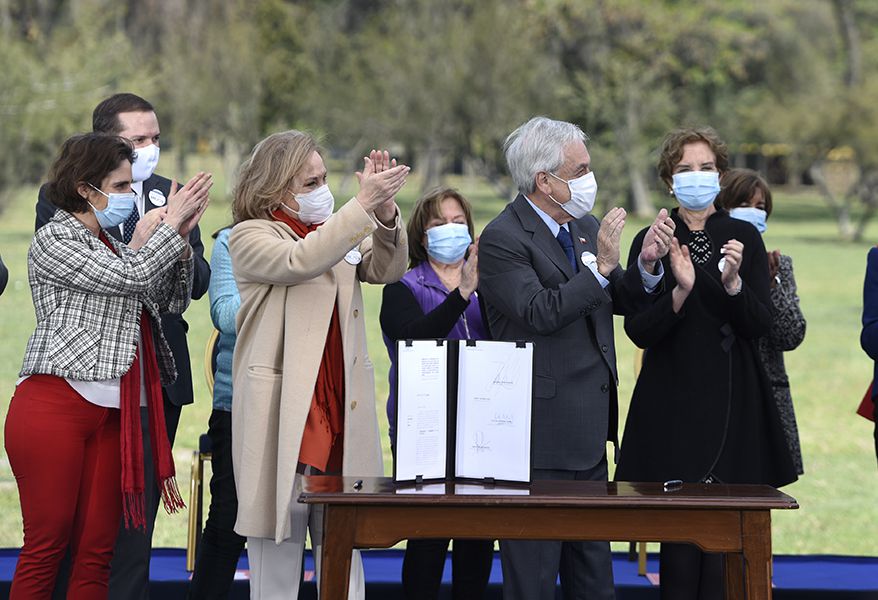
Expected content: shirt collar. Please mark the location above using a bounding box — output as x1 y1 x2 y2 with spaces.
524 195 567 237
132 181 145 216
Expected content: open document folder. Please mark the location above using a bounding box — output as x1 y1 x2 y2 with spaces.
394 339 533 483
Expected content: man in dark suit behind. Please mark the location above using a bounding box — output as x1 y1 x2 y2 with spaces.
35 93 211 600
477 116 675 600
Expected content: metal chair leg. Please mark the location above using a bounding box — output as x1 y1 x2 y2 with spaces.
186 450 202 572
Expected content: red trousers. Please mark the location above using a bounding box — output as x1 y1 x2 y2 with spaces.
5 375 122 600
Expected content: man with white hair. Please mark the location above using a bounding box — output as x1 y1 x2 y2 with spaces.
478 116 675 599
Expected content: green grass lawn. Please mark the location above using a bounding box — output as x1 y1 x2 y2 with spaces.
0 160 876 556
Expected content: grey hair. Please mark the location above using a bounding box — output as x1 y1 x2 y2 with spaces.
504 116 588 195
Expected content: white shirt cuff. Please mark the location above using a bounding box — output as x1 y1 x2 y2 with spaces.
586 263 610 289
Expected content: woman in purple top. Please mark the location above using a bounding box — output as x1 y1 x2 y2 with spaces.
380 187 492 600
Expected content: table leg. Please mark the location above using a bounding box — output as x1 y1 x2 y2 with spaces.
319 505 356 600
724 553 745 600
742 511 773 600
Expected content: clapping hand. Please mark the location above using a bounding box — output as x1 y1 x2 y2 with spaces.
720 239 744 294
596 207 626 277
128 208 165 251
669 238 694 313
768 249 781 287
458 238 479 299
639 208 675 272
355 149 409 224
165 172 212 236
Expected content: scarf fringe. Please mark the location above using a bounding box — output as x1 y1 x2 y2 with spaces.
123 491 146 531
160 477 186 514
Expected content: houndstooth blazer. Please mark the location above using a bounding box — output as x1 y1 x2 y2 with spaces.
19 209 193 385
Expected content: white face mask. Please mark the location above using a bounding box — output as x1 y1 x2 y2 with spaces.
284 184 335 225
131 144 160 183
548 171 598 220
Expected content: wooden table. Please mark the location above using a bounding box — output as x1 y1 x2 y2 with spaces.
299 476 798 600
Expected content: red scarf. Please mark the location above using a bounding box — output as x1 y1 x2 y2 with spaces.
271 209 346 472
99 232 184 529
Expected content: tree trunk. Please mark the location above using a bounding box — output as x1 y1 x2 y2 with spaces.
808 161 854 239
222 138 243 201
623 89 654 218
833 0 862 87
418 144 444 194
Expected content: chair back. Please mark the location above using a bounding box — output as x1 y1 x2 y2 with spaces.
204 329 220 397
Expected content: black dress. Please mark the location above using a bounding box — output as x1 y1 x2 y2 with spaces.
615 209 797 488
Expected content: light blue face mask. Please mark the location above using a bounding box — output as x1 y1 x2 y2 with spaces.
88 183 137 229
672 171 721 211
426 223 472 264
729 207 767 234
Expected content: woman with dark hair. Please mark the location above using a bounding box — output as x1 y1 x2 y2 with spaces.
717 168 806 476
615 128 797 600
380 187 493 600
5 133 210 599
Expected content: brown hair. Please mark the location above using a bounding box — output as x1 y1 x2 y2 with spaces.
92 93 155 134
233 130 321 223
657 126 729 188
716 168 773 216
406 187 475 268
45 133 135 213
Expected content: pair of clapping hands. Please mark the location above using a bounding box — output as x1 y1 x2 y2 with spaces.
595 207 744 307
128 172 213 252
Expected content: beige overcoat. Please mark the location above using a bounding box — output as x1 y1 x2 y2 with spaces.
229 198 407 542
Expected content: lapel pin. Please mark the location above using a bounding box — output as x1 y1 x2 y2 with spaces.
344 248 362 265
148 189 167 207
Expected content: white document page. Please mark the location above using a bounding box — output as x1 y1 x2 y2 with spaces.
394 340 448 481
455 341 533 482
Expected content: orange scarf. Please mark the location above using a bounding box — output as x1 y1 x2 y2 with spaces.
271 209 345 472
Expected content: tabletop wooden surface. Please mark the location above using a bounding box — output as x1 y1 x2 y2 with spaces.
299 476 798 510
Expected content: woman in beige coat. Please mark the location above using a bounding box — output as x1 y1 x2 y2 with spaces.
228 130 409 599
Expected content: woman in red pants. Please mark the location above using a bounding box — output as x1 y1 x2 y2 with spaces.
5 133 210 599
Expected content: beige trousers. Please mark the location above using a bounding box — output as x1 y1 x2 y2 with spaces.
247 474 364 599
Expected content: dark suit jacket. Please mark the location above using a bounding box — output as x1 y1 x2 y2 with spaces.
478 194 655 471
35 173 210 406
0 252 7 295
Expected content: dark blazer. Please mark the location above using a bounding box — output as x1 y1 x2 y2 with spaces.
0 252 7 295
477 194 655 472
861 247 878 390
35 173 211 406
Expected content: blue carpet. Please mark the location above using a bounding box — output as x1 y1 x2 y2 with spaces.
0 548 875 599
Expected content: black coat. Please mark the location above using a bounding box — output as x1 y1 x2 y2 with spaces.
615 209 797 487
35 173 211 407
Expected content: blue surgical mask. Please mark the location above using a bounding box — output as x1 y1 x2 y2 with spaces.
672 171 721 211
88 183 137 229
729 207 767 234
426 223 472 264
